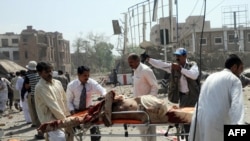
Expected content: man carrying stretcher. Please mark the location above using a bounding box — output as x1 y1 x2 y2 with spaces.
37 91 194 134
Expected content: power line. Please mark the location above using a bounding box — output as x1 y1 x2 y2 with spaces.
206 0 225 15
179 1 205 42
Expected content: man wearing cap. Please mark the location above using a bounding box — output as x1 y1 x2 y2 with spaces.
144 48 200 140
22 60 44 139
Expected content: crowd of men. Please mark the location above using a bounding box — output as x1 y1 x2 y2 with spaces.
0 47 249 141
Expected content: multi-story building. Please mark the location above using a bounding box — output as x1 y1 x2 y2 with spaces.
150 16 250 54
149 16 250 69
19 26 71 74
0 32 20 61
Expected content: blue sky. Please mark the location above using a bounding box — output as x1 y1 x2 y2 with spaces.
0 0 249 53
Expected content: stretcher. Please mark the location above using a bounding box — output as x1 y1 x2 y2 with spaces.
38 91 194 141
73 110 191 141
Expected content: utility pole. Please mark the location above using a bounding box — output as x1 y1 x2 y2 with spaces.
191 22 196 53
175 0 179 43
169 0 173 43
161 0 167 62
161 0 173 62
142 5 146 41
123 13 128 55
55 33 60 70
233 11 238 44
168 0 173 52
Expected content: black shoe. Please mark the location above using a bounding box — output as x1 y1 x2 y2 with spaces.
90 126 101 141
30 124 36 127
35 134 45 140
14 103 19 110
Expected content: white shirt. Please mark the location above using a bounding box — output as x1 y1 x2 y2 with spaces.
189 69 244 141
0 78 8 100
66 78 107 111
133 63 158 97
15 76 24 91
148 58 199 93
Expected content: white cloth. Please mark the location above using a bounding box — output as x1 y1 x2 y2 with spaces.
0 78 9 111
15 76 24 107
148 58 199 93
189 69 244 141
15 76 24 92
141 95 168 117
66 78 107 111
0 79 8 100
132 63 158 141
11 76 19 100
132 63 158 97
47 129 66 141
22 92 31 123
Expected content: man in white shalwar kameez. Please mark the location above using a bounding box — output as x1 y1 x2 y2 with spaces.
128 53 159 141
189 54 245 141
0 77 10 113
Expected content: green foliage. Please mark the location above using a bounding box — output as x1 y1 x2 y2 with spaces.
125 44 145 55
72 33 115 73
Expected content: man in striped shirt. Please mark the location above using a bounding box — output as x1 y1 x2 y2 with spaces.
22 60 44 139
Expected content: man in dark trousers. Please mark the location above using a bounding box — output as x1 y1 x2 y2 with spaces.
66 66 107 141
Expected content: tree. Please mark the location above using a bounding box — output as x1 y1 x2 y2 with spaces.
125 44 145 55
72 32 115 73
72 34 91 67
94 42 114 72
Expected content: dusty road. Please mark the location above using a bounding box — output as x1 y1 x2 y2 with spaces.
0 83 250 141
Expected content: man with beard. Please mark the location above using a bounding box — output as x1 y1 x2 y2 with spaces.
35 62 73 141
188 54 244 141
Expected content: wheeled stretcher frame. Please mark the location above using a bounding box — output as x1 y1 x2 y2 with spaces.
74 110 189 141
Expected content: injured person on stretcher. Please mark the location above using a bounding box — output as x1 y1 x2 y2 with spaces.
37 90 194 133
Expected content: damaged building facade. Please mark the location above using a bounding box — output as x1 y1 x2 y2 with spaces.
0 26 71 74
149 16 250 70
19 26 71 73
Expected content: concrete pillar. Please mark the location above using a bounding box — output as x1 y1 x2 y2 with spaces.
192 32 196 53
239 26 244 52
223 27 228 51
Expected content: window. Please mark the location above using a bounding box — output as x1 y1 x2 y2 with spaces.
12 39 19 44
214 37 222 44
248 33 250 42
200 38 207 45
25 51 28 59
160 29 169 45
39 48 47 59
185 40 190 47
228 34 235 43
13 51 19 60
23 37 28 42
1 39 8 46
3 51 9 58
